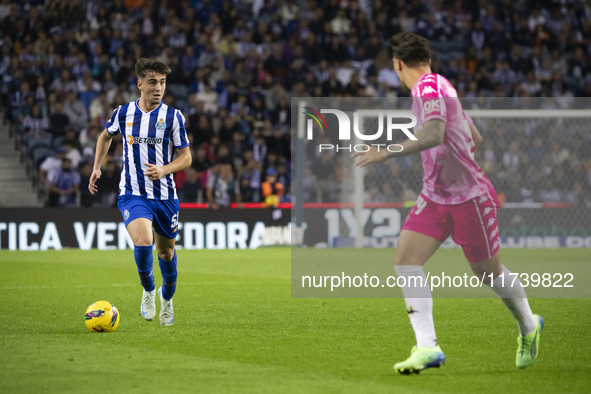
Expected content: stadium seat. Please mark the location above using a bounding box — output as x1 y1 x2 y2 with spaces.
26 134 53 156
52 136 64 148
30 145 55 169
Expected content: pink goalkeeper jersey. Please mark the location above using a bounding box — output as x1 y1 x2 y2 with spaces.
411 73 494 205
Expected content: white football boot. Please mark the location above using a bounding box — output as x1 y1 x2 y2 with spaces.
157 286 174 326
141 288 156 321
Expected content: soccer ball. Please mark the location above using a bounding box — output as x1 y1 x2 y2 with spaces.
85 301 120 332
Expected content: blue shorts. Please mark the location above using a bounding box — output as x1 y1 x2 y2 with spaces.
117 196 180 239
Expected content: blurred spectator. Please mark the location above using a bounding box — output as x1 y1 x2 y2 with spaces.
195 83 219 114
261 168 284 207
228 132 247 168
180 167 202 203
62 127 83 154
322 68 344 95
269 99 290 127
49 69 77 95
78 162 95 208
218 115 239 143
49 102 69 138
502 141 521 171
61 141 82 171
207 163 240 209
241 158 262 202
97 161 120 207
39 146 67 189
240 175 255 202
276 163 291 191
2 0 590 207
377 61 401 89
80 124 101 151
22 104 49 138
47 158 80 207
63 91 88 131
188 113 214 146
87 91 111 124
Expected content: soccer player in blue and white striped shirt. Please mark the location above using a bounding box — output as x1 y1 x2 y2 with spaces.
89 58 192 327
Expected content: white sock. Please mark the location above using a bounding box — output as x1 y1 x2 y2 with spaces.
487 265 537 335
395 265 437 348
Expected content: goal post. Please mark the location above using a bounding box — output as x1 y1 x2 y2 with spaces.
351 109 591 249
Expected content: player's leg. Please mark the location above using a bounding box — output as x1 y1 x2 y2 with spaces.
118 196 157 321
469 252 537 335
151 199 180 326
393 195 451 374
395 229 442 348
469 252 543 368
154 231 177 301
453 192 542 368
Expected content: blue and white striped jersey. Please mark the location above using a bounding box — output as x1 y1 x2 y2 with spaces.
105 100 189 200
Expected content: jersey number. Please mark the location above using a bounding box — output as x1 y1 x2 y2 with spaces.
415 196 427 215
171 214 178 228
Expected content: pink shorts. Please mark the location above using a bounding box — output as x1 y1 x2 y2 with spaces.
401 190 501 263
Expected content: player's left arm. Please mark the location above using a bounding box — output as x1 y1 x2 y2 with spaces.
144 147 192 181
470 123 483 150
395 119 446 156
353 119 446 167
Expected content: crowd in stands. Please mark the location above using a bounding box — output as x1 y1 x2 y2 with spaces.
1 0 591 207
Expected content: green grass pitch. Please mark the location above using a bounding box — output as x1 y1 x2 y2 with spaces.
1 248 590 393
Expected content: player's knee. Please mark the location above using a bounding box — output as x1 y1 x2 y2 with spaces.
474 271 493 285
158 248 174 262
394 250 422 266
134 238 153 247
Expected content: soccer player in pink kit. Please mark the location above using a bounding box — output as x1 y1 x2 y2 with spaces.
353 32 543 374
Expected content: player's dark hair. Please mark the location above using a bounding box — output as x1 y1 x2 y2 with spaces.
390 32 431 68
135 58 171 79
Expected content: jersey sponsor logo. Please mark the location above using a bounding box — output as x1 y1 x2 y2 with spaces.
421 85 437 95
487 217 495 228
479 195 488 203
483 207 492 216
422 76 435 83
423 99 440 114
127 122 133 127
156 118 166 131
127 135 164 145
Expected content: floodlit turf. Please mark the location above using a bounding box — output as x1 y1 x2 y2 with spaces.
1 248 590 393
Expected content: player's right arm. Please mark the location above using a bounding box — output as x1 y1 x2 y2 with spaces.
90 106 121 195
89 129 115 195
353 119 446 167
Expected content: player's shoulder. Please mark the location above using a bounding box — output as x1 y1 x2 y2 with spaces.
413 73 457 98
111 101 134 116
110 103 124 114
413 73 440 97
169 105 186 121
